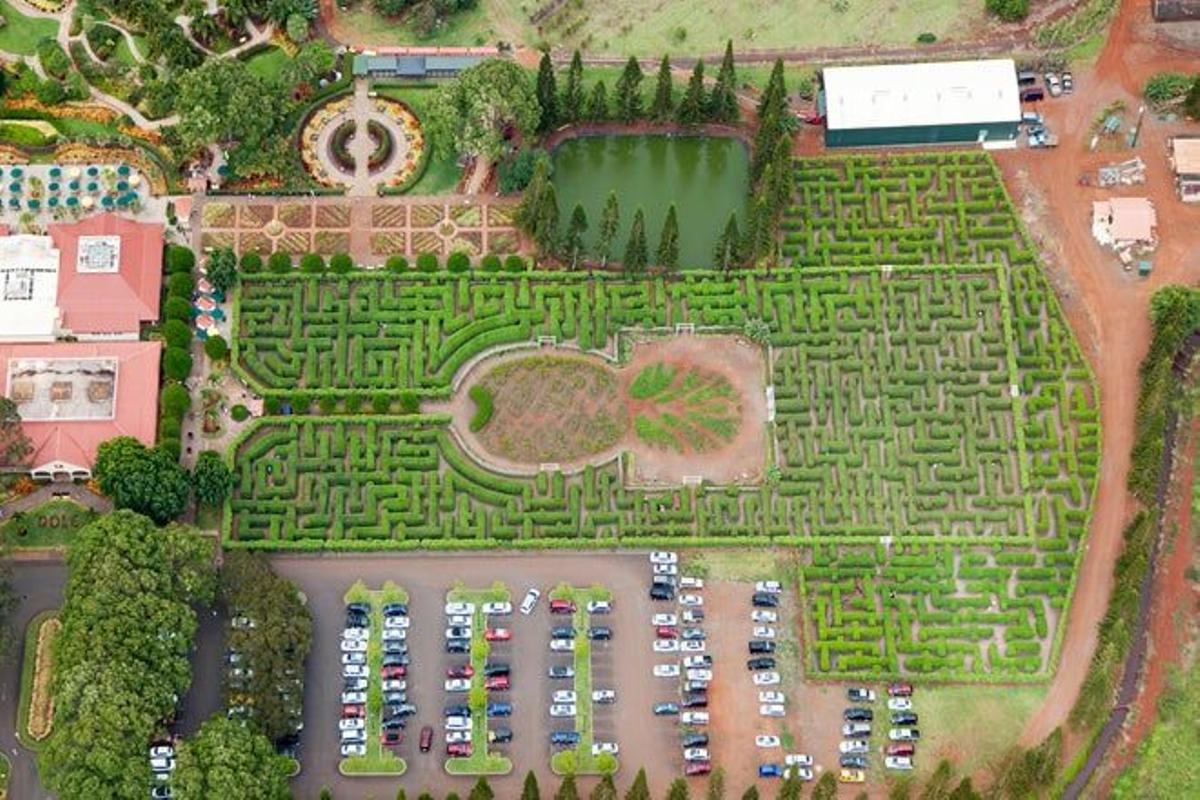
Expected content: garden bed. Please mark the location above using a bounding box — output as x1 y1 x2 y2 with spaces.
17 610 60 748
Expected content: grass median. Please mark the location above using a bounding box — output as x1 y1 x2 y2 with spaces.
339 581 407 776
445 583 512 776
549 583 617 776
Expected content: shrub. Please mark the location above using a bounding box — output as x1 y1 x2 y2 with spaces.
230 404 251 422
163 347 193 381
497 148 548 194
158 416 182 440
290 393 311 414
163 296 191 322
504 254 527 273
416 252 438 272
330 252 353 274
447 251 471 273
157 437 181 461
916 32 937 43
166 245 195 275
240 251 263 274
204 335 229 361
345 393 364 413
371 393 390 413
468 385 493 431
398 390 420 414
167 272 195 298
264 396 281 414
481 254 502 272
160 382 192 419
985 0 1029 22
300 253 325 273
319 395 337 414
386 255 408 273
162 318 192 349
268 252 292 273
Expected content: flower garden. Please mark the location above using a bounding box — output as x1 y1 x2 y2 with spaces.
224 151 1099 682
297 94 426 191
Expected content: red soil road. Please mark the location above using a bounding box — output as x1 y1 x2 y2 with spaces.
995 0 1200 749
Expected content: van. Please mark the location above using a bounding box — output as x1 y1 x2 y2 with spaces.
1017 70 1037 86
1020 88 1044 102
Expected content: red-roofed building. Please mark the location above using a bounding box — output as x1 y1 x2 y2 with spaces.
0 341 162 478
48 213 164 338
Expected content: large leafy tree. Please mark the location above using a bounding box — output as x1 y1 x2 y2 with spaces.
176 58 285 155
40 512 215 799
614 56 644 122
205 247 238 294
193 450 234 509
0 397 32 467
94 436 191 524
173 717 291 800
428 59 541 161
284 40 335 89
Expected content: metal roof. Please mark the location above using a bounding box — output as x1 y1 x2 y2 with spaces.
352 54 485 77
823 59 1021 131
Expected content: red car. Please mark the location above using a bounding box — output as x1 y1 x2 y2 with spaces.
549 599 576 614
885 743 915 757
484 674 510 691
485 628 512 642
342 705 365 718
447 665 474 679
656 625 679 639
684 761 712 776
382 665 407 679
447 742 472 757
420 726 434 752
888 682 913 697
382 730 404 747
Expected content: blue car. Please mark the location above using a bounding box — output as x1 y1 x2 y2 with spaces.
759 764 784 778
487 702 513 717
550 731 580 746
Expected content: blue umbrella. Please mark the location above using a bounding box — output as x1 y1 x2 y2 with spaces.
28 199 40 210
116 195 130 207
68 180 80 191
86 182 98 192
10 167 23 178
116 181 128 191
8 182 19 192
101 195 114 207
48 182 59 192
48 197 59 207
117 164 130 176
86 166 99 177
7 198 18 208
66 196 78 207
49 166 61 178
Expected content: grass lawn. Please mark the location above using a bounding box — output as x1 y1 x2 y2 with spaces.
1113 656 1200 798
548 584 617 776
245 46 291 81
16 610 59 751
0 0 58 56
376 84 461 194
0 751 9 797
335 0 984 56
445 583 513 776
686 549 786 583
111 33 142 68
912 685 1046 780
339 581 407 776
0 499 97 550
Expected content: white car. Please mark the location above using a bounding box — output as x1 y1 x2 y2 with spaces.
653 563 678 576
339 718 365 731
552 690 577 704
343 664 369 678
149 756 175 772
653 639 680 653
593 689 616 703
649 551 678 565
755 581 782 594
340 729 365 743
840 740 869 754
760 704 786 717
445 678 471 692
784 753 814 767
341 652 365 665
342 627 368 640
520 588 541 615
888 698 913 712
653 663 680 678
755 735 781 748
148 745 174 759
683 747 710 761
445 627 472 640
751 610 778 624
681 711 709 725
758 691 785 704
382 628 406 641
680 576 704 589
683 655 711 669
445 716 471 730
686 669 713 682
384 615 410 629
446 730 472 744
587 600 612 614
652 613 678 626
447 614 472 627
683 609 704 624
341 743 366 757
753 626 776 639
592 741 619 756
340 639 368 653
549 704 577 718
550 638 575 652
679 594 703 607
680 640 705 653
752 671 780 686
886 756 915 771
341 691 367 704
483 601 512 615
381 679 406 691
444 601 475 616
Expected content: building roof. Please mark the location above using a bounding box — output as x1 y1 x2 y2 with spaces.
823 59 1022 131
0 235 62 342
48 213 163 335
0 340 161 474
1171 137 1200 175
353 53 485 77
1093 198 1158 242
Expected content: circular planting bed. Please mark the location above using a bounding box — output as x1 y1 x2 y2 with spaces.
366 120 393 172
328 119 357 174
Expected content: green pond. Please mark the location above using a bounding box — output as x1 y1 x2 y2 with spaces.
550 135 749 269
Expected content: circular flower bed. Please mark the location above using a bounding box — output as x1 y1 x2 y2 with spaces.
367 120 393 172
370 98 426 190
328 120 357 174
299 95 354 187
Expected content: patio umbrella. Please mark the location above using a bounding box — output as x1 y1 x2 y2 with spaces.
86 182 98 192
28 199 39 210
129 175 141 187
116 195 130 207
101 195 114 207
81 196 94 209
68 180 80 191
195 314 218 333
47 197 59 208
7 198 18 209
195 296 216 313
8 182 19 192
65 196 78 207
86 166 98 177
10 167 22 178
211 308 227 322
116 181 128 192
196 278 214 294
67 167 81 179
49 166 61 178
48 182 59 192
117 164 130 176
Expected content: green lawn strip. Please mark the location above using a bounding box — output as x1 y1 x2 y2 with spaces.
0 0 58 56
0 750 9 795
445 583 512 776
548 584 616 776
244 46 291 81
339 581 407 776
16 609 58 751
911 685 1046 781
0 499 96 550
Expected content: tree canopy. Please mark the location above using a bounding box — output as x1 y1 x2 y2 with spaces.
94 436 191 524
0 396 32 467
176 58 286 155
193 450 234 509
173 717 291 800
427 59 541 160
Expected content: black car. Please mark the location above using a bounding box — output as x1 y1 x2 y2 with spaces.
840 755 868 770
682 692 708 708
446 638 470 654
392 703 417 717
346 602 370 615
381 654 410 667
649 585 674 601
275 734 300 759
548 665 574 679
484 663 510 677
383 692 407 704
747 657 776 671
550 731 580 746
748 640 775 654
681 628 706 641
844 707 874 722
682 732 709 748
891 712 919 726
345 613 368 628
751 592 780 608
381 718 405 731
444 704 471 718
491 727 513 743
588 627 613 640
550 626 576 640
382 603 408 616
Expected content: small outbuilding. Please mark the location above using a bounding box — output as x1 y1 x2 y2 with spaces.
822 59 1022 148
352 54 486 80
1152 0 1200 21
1091 197 1158 249
1168 136 1200 202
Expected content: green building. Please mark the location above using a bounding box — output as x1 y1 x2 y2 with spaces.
823 59 1021 148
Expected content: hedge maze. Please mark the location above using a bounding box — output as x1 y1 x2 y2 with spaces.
229 153 1098 681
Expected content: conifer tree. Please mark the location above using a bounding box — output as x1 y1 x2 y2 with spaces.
713 211 741 271
622 208 648 275
565 203 589 269
656 204 680 271
562 50 585 123
677 61 706 125
614 56 644 121
709 39 740 122
624 769 651 800
536 52 559 131
587 80 610 121
650 55 674 121
521 770 541 800
597 191 620 267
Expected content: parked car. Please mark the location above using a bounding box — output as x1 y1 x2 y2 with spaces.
679 594 704 607
550 626 576 640
593 689 617 704
484 675 510 691
444 602 475 616
445 639 470 654
684 655 712 668
446 614 472 627
681 640 706 653
889 728 921 741
684 747 710 762
684 679 709 693
656 625 679 639
653 563 678 576
340 639 367 653
1045 72 1062 96
341 652 366 666
839 739 869 754
681 627 705 641
886 743 916 757
653 639 680 653
339 718 366 731
680 576 704 589
759 764 784 778
840 755 868 770
444 704 471 718
842 723 872 738
447 742 472 757
552 689 577 704
549 599 576 614
483 663 510 677
548 665 575 679
447 665 474 679
445 717 471 731
752 671 781 686
892 712 919 726
848 687 876 703
652 702 680 716
682 693 708 708
384 616 410 629
888 682 914 697
445 626 472 640
486 702 512 717
752 593 780 608
550 638 575 652
344 677 367 692
749 640 776 654
760 704 785 717
886 756 915 770
343 664 369 679
483 601 512 615
382 730 404 746
490 728 514 744
587 600 612 614
382 602 407 615
683 608 705 623
520 588 541 615
758 690 784 704
756 735 781 748
652 613 678 626
587 626 612 640
681 711 709 725
419 726 434 752
485 628 512 642
752 626 776 639
684 761 712 776
844 707 874 722
683 732 709 748
747 657 776 671
381 665 406 679
1062 71 1074 93
784 753 814 767
688 669 714 682
592 741 619 756
549 704 577 718
755 580 782 594
341 691 367 705
653 663 680 678
649 585 674 601
381 628 406 643
550 731 581 746
887 697 913 712
839 769 866 783
649 551 678 564
340 743 367 757
751 609 778 623
445 678 471 692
